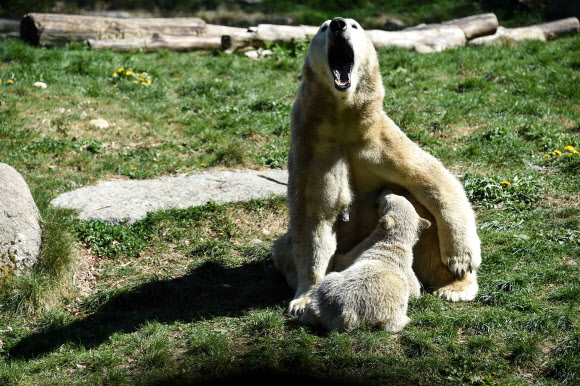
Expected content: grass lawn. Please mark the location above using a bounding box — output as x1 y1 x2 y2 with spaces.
0 27 579 384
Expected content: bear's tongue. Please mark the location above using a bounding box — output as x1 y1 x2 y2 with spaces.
329 37 354 91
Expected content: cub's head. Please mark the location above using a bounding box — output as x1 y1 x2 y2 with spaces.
304 17 381 98
377 191 431 244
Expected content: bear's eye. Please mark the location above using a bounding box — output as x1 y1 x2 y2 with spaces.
321 25 328 32
352 24 358 29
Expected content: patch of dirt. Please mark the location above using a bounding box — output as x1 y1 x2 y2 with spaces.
72 245 100 299
545 194 580 210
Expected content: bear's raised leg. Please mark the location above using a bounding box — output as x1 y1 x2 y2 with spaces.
411 200 478 301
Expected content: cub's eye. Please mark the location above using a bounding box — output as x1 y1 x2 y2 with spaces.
352 24 358 29
321 25 328 32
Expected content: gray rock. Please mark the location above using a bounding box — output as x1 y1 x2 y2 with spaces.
51 169 289 223
0 163 42 276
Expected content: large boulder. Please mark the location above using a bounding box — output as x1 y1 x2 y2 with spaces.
0 163 42 276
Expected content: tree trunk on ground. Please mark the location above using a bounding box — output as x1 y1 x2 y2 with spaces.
366 26 467 53
405 13 499 40
20 13 206 46
0 19 19 33
469 17 579 45
88 33 222 52
253 24 319 43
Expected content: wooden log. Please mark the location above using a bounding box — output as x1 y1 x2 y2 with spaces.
20 13 206 46
536 17 579 40
204 24 248 38
221 31 258 52
469 17 579 45
88 34 222 52
253 24 319 43
0 19 19 33
405 13 498 40
367 26 467 53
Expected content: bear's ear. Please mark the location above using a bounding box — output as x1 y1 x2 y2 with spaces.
418 218 431 232
382 214 396 230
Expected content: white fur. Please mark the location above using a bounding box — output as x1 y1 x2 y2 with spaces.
273 18 481 315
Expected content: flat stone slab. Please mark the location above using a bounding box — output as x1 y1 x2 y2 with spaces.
51 169 288 223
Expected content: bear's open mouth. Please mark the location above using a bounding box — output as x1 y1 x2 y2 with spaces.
328 35 354 91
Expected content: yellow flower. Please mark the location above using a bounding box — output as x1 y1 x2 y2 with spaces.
563 145 575 152
141 82 148 86
501 181 511 187
117 68 125 73
200 163 207 168
112 73 118 77
574 150 580 155
133 80 138 84
131 167 137 170
126 70 133 76
543 154 551 159
553 150 562 156
135 73 140 77
147 79 151 84
566 153 573 156
0 79 2 84
7 79 14 84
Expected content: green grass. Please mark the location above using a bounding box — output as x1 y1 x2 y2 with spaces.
0 27 579 385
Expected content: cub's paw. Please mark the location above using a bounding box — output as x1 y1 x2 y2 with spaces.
288 296 311 316
441 235 481 278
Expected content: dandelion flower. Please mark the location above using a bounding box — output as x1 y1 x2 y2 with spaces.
133 80 138 84
131 167 137 171
117 68 125 73
566 153 573 156
543 154 551 159
126 70 133 76
141 82 147 86
563 145 575 152
0 79 2 84
7 79 14 84
200 163 207 167
147 79 151 84
553 150 562 156
112 73 118 77
501 181 511 186
135 73 140 77
574 150 580 155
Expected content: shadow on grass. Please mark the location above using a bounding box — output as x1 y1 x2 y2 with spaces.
9 259 293 359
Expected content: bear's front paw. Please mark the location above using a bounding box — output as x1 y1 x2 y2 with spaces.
441 235 481 278
288 295 311 316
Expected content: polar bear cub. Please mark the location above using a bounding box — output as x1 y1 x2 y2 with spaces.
300 191 431 332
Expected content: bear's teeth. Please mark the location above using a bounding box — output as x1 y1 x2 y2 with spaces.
334 78 351 86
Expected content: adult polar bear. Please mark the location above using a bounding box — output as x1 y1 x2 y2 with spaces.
273 17 481 314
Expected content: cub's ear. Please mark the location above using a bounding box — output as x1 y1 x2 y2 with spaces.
381 214 396 230
418 218 431 232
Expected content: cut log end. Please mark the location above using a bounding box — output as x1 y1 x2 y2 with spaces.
20 14 39 46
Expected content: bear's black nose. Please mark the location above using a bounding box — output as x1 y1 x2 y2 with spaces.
330 17 347 34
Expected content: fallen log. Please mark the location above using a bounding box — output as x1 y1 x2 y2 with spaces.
88 33 222 52
0 19 19 33
253 24 319 43
204 24 248 38
221 31 258 52
366 26 467 53
469 17 579 45
406 13 498 40
20 13 206 46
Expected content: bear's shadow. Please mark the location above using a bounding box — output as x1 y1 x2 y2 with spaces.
9 258 293 359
